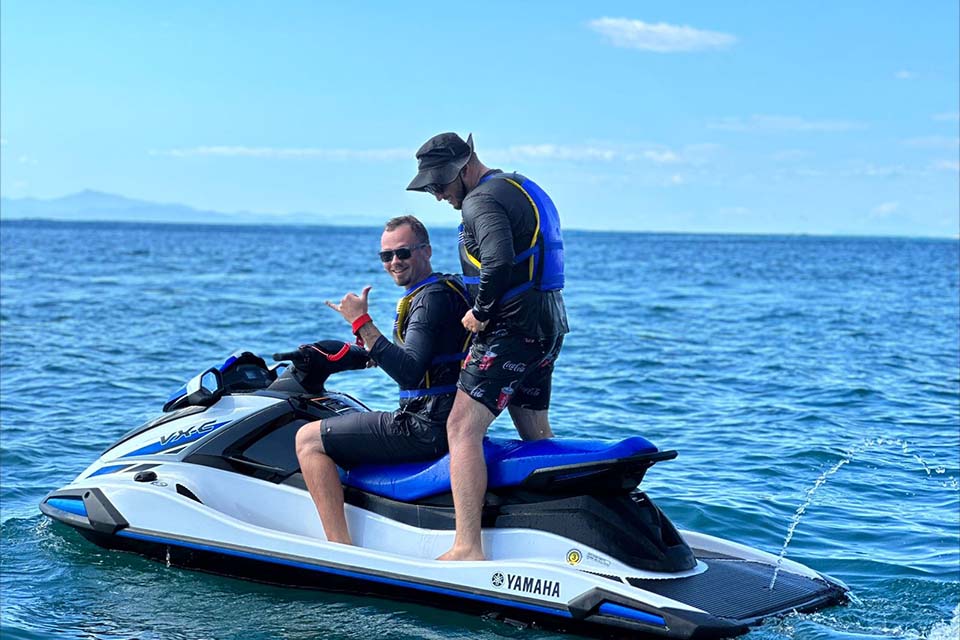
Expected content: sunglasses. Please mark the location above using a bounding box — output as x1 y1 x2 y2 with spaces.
423 168 464 196
379 243 429 263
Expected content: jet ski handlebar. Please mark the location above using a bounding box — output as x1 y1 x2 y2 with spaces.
268 340 370 395
272 350 304 365
165 341 369 410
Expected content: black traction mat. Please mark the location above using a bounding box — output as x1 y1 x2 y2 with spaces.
627 558 844 623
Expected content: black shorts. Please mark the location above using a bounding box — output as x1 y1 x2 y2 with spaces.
457 332 563 416
320 410 448 469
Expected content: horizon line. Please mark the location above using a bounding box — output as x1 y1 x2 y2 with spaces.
2 216 956 242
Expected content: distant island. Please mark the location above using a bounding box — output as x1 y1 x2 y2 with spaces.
0 190 391 227
3 190 955 240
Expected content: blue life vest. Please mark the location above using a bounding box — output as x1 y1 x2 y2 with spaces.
459 173 564 303
394 274 471 401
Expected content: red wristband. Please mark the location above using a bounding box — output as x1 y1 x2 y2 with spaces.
351 313 372 335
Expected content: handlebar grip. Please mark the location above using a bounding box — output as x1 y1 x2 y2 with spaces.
272 350 303 363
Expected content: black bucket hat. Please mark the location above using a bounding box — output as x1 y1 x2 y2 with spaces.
406 132 474 191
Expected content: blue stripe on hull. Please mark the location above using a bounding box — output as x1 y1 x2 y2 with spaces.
46 497 88 517
598 601 665 626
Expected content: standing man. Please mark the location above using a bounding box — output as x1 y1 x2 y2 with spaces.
407 132 569 561
295 215 471 545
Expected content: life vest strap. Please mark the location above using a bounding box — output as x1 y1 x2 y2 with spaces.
399 384 457 400
514 246 537 262
501 280 535 302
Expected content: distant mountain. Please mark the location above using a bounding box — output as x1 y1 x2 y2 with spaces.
0 190 384 226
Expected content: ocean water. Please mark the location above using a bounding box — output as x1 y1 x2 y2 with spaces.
1 220 957 640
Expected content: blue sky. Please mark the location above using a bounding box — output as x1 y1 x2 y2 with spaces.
2 1 958 236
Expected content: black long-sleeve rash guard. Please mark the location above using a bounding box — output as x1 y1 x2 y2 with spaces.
462 191 516 321
367 281 467 392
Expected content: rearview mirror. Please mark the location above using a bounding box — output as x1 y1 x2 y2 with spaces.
183 367 224 408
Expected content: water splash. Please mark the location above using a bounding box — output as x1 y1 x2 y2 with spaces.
926 604 960 640
867 437 959 491
769 437 959 589
769 454 852 589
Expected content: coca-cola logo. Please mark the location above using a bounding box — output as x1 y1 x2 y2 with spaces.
502 361 527 373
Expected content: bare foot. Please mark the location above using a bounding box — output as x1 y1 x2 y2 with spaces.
437 546 485 561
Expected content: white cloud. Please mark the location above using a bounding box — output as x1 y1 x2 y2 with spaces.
588 18 736 52
778 163 919 180
933 112 960 122
710 115 865 132
494 144 618 162
467 143 704 165
151 146 411 160
853 164 906 177
894 70 917 80
872 202 900 217
155 142 716 167
832 162 953 179
642 150 681 164
904 136 960 149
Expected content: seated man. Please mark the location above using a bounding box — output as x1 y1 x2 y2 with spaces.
295 215 470 545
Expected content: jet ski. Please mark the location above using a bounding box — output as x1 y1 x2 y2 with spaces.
40 341 847 639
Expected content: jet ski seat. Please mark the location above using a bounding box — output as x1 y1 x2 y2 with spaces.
342 436 672 502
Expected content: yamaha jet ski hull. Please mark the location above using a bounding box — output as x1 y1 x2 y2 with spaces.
41 346 846 639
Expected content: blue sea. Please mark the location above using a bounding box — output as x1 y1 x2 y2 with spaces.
1 220 958 640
